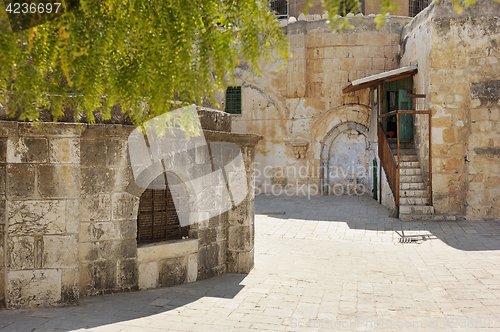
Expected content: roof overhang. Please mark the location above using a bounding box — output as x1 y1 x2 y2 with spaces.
342 65 418 94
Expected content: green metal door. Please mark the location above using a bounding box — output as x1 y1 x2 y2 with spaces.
398 89 413 142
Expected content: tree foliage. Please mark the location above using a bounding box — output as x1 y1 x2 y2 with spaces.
0 0 289 126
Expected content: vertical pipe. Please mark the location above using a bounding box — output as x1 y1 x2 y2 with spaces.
378 84 384 204
396 112 400 207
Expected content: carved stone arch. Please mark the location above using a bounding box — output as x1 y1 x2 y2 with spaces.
136 171 191 244
320 121 370 195
311 103 371 141
125 160 197 225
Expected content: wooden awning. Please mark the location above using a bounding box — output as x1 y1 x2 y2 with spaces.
342 65 418 94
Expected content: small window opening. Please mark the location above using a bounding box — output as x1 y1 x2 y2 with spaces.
137 173 190 244
225 86 242 114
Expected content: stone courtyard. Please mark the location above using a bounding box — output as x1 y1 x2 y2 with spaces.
1 194 499 331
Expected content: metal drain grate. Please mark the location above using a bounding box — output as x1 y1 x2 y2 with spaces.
399 236 420 243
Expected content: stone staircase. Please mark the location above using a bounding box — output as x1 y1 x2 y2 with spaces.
388 139 434 221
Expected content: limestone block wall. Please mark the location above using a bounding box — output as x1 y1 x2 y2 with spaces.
1 122 80 309
401 0 500 219
218 15 411 196
0 120 261 309
78 125 139 297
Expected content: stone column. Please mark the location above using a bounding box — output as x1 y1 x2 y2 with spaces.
204 132 262 274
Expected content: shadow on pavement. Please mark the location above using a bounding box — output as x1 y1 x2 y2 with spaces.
0 274 246 331
255 194 500 252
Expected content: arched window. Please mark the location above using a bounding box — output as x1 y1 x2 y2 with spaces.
137 173 190 244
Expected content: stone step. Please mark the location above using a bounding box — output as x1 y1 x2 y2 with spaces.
400 175 424 183
400 182 425 190
400 155 418 162
400 161 420 168
400 168 422 176
391 149 417 156
400 214 457 221
389 144 415 150
400 189 428 197
400 205 435 215
400 197 430 205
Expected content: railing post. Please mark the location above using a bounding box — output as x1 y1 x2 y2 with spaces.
429 113 432 206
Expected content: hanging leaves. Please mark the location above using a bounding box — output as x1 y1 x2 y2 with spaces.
0 0 289 128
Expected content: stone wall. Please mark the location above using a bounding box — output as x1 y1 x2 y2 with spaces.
1 123 80 309
217 15 411 197
401 0 500 219
0 117 261 309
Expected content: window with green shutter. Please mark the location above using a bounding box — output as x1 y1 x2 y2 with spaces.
225 86 242 114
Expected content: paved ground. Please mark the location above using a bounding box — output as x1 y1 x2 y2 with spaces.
1 194 500 331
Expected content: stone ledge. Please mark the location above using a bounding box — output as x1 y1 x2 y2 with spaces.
137 238 198 263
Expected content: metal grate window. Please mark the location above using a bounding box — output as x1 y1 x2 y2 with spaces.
338 0 364 15
137 173 190 244
225 86 242 114
269 0 289 20
409 0 429 17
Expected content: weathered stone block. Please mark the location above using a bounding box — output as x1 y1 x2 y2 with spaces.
197 243 219 280
0 267 4 308
81 140 107 167
226 251 238 274
112 193 139 220
38 165 80 199
0 198 5 224
99 239 137 260
79 260 116 295
198 228 217 247
238 249 254 274
65 199 79 234
138 262 158 290
0 138 6 162
6 164 34 198
187 254 197 283
117 259 138 288
8 200 66 235
442 128 458 144
79 223 91 243
227 226 252 251
7 137 48 163
7 269 61 309
7 236 34 270
49 138 80 164
61 268 79 305
42 235 78 268
137 239 198 263
81 168 114 195
90 222 121 241
158 256 187 287
80 194 110 222
107 139 129 167
0 165 5 195
119 219 137 240
79 242 98 262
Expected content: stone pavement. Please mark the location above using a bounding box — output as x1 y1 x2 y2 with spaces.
1 194 500 331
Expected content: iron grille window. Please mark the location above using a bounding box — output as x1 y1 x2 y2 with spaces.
225 86 242 114
269 0 289 20
338 0 364 15
409 0 429 17
137 173 189 244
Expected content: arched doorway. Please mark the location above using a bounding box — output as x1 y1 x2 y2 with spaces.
137 172 190 244
320 122 374 196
